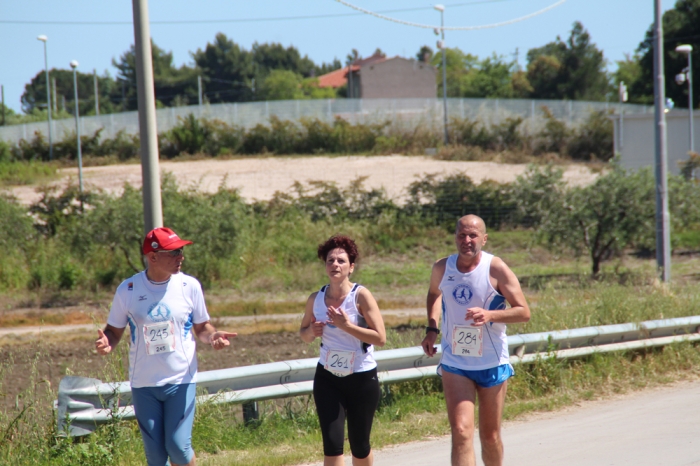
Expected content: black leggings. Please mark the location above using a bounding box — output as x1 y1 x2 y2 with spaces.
313 364 380 459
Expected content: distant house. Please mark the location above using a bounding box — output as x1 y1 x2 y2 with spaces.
318 54 437 99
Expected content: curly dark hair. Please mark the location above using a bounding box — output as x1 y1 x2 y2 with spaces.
317 235 359 264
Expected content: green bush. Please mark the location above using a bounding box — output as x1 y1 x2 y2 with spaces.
568 110 613 161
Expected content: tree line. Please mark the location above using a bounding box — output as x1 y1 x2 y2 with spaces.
3 0 698 123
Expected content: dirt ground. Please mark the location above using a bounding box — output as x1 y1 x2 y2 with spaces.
0 327 424 412
4 155 598 205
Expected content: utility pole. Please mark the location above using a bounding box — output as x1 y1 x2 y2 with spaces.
132 0 163 233
198 75 203 107
435 4 448 145
1 85 4 126
94 69 100 116
52 77 57 113
653 0 671 282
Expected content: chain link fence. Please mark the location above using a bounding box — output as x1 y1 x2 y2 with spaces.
0 98 651 145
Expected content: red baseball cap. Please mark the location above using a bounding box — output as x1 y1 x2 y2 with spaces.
142 227 193 254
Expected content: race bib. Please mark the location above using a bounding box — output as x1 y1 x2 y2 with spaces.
325 349 355 377
451 325 483 357
144 321 176 356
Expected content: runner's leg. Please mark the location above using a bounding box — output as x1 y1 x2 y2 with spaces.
476 380 508 466
443 370 478 466
132 386 168 466
164 383 197 466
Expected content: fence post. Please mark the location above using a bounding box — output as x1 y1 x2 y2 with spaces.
243 401 259 425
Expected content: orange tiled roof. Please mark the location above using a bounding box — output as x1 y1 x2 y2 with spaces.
317 65 359 88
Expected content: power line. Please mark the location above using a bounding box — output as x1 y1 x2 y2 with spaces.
334 0 568 31
0 1 514 26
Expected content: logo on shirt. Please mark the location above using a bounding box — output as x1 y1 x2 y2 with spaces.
452 284 473 305
447 276 455 281
138 295 147 301
147 302 172 322
127 282 133 291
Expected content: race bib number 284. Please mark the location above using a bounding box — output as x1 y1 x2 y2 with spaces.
451 325 483 357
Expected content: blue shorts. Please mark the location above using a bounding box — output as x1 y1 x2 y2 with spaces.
439 363 514 388
131 383 196 466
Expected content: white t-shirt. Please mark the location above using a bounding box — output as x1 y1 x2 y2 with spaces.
107 271 210 388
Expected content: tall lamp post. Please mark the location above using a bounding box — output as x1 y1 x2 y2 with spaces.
70 60 84 201
675 44 694 159
37 35 53 161
434 4 448 145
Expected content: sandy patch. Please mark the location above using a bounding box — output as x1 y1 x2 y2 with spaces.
4 155 598 205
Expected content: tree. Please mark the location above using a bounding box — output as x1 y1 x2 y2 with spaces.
192 33 255 103
416 45 433 63
258 70 336 100
21 69 118 115
526 22 610 101
431 49 525 98
534 165 655 276
112 41 198 110
631 0 700 107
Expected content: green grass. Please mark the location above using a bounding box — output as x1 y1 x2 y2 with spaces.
3 275 700 465
0 161 58 186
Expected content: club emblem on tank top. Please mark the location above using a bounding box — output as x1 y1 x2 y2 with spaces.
147 302 172 322
452 283 473 305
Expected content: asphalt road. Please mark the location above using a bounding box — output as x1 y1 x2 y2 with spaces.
303 380 700 466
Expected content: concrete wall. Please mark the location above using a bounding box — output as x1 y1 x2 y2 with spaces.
615 110 700 175
358 58 437 99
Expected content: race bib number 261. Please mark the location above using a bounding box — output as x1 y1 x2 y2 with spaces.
451 325 483 357
325 349 355 377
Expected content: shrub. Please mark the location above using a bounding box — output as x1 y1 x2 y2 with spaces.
406 172 515 230
568 110 613 161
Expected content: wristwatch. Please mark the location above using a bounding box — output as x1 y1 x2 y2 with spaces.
425 326 440 335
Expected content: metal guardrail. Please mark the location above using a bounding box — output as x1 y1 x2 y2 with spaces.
56 316 700 436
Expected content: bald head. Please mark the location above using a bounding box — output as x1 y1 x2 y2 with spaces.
456 215 486 235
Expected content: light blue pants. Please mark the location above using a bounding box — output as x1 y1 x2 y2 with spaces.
132 383 196 466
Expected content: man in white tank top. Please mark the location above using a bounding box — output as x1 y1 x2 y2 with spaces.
421 215 530 466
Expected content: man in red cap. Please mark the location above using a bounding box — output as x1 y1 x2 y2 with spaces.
95 227 236 466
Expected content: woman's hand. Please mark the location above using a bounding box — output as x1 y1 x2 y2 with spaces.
311 315 326 337
326 306 351 331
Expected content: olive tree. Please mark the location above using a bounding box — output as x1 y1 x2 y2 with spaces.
513 164 656 276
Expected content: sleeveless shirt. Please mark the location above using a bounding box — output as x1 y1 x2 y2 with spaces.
313 283 377 373
438 253 510 371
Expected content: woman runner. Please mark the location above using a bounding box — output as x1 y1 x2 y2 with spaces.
300 235 386 466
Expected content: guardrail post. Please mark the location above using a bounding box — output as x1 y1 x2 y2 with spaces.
243 401 259 425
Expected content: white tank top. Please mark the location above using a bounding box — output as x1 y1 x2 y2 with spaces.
313 283 377 373
438 253 510 371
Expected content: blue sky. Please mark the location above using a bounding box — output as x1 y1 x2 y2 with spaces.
0 0 676 112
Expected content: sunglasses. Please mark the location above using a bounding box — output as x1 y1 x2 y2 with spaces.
157 248 184 257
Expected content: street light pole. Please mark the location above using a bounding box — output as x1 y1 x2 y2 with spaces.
37 35 53 161
70 60 84 204
435 4 448 145
653 0 671 282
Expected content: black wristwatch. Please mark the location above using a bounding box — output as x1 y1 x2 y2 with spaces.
425 326 440 335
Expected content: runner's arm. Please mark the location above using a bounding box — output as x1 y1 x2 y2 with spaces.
95 325 125 355
300 293 324 343
467 257 530 325
421 258 446 357
332 287 386 347
193 321 237 349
